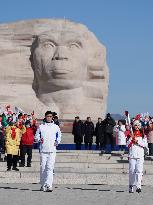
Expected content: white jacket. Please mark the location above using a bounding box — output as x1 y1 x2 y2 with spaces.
117 125 126 145
35 122 61 153
127 137 148 158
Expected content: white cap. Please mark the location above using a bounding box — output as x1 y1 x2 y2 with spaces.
133 120 141 128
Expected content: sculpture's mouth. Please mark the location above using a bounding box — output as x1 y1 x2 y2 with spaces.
46 69 72 79
52 69 72 74
52 57 68 61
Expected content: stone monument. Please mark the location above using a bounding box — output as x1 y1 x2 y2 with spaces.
0 19 109 119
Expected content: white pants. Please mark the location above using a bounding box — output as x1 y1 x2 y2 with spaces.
40 152 56 188
129 158 144 189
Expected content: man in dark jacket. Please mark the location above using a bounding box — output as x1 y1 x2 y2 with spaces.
84 117 94 150
72 116 84 150
95 118 105 150
103 113 116 153
54 116 60 126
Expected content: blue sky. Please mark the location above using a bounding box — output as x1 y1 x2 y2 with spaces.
0 0 153 116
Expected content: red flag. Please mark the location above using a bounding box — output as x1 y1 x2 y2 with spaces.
31 110 34 116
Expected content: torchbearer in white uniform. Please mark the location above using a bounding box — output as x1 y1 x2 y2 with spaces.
35 111 61 192
127 120 148 193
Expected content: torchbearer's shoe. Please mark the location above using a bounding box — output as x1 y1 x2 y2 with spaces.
40 184 53 192
129 185 134 193
136 188 141 193
43 184 53 192
45 186 53 192
7 168 11 171
40 185 48 191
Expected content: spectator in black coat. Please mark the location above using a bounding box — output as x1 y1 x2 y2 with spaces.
72 116 84 150
95 118 105 150
84 117 94 150
103 113 116 152
54 116 60 126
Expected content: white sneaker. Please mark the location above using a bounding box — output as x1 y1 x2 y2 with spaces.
40 185 47 192
129 185 134 193
45 185 53 192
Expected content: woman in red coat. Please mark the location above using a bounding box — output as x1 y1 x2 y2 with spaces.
20 120 34 167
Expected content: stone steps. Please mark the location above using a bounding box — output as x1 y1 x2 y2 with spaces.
0 163 153 174
20 157 153 164
0 150 153 185
1 154 153 164
0 161 153 171
0 172 153 185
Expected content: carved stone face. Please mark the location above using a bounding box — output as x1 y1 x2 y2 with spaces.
31 31 88 93
0 19 109 120
29 20 109 119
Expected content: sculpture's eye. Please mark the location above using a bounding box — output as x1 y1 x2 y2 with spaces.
43 42 56 48
68 42 81 49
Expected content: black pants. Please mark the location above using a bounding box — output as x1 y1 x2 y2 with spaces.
96 143 104 150
105 133 114 148
148 143 153 156
20 145 33 166
7 154 18 169
119 145 126 151
75 143 82 150
85 142 92 150
0 138 5 154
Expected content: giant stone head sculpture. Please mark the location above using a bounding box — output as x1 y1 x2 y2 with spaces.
30 20 109 119
0 19 109 119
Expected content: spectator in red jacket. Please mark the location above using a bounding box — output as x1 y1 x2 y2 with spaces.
20 120 34 167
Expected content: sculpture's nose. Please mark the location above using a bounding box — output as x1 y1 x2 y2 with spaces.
52 46 68 60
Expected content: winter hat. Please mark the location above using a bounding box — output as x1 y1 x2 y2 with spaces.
133 120 141 128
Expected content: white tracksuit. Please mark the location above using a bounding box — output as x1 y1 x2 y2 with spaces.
117 125 126 145
127 136 148 189
35 122 61 188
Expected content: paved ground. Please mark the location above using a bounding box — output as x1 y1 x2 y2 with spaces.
0 184 153 205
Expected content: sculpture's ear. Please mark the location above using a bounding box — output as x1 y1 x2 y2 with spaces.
84 35 109 81
88 65 106 80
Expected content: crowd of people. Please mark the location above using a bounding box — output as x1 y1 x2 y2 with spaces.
72 112 153 193
72 113 116 152
0 105 38 171
0 105 59 171
72 113 153 157
1 105 153 193
114 113 153 157
0 106 61 192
